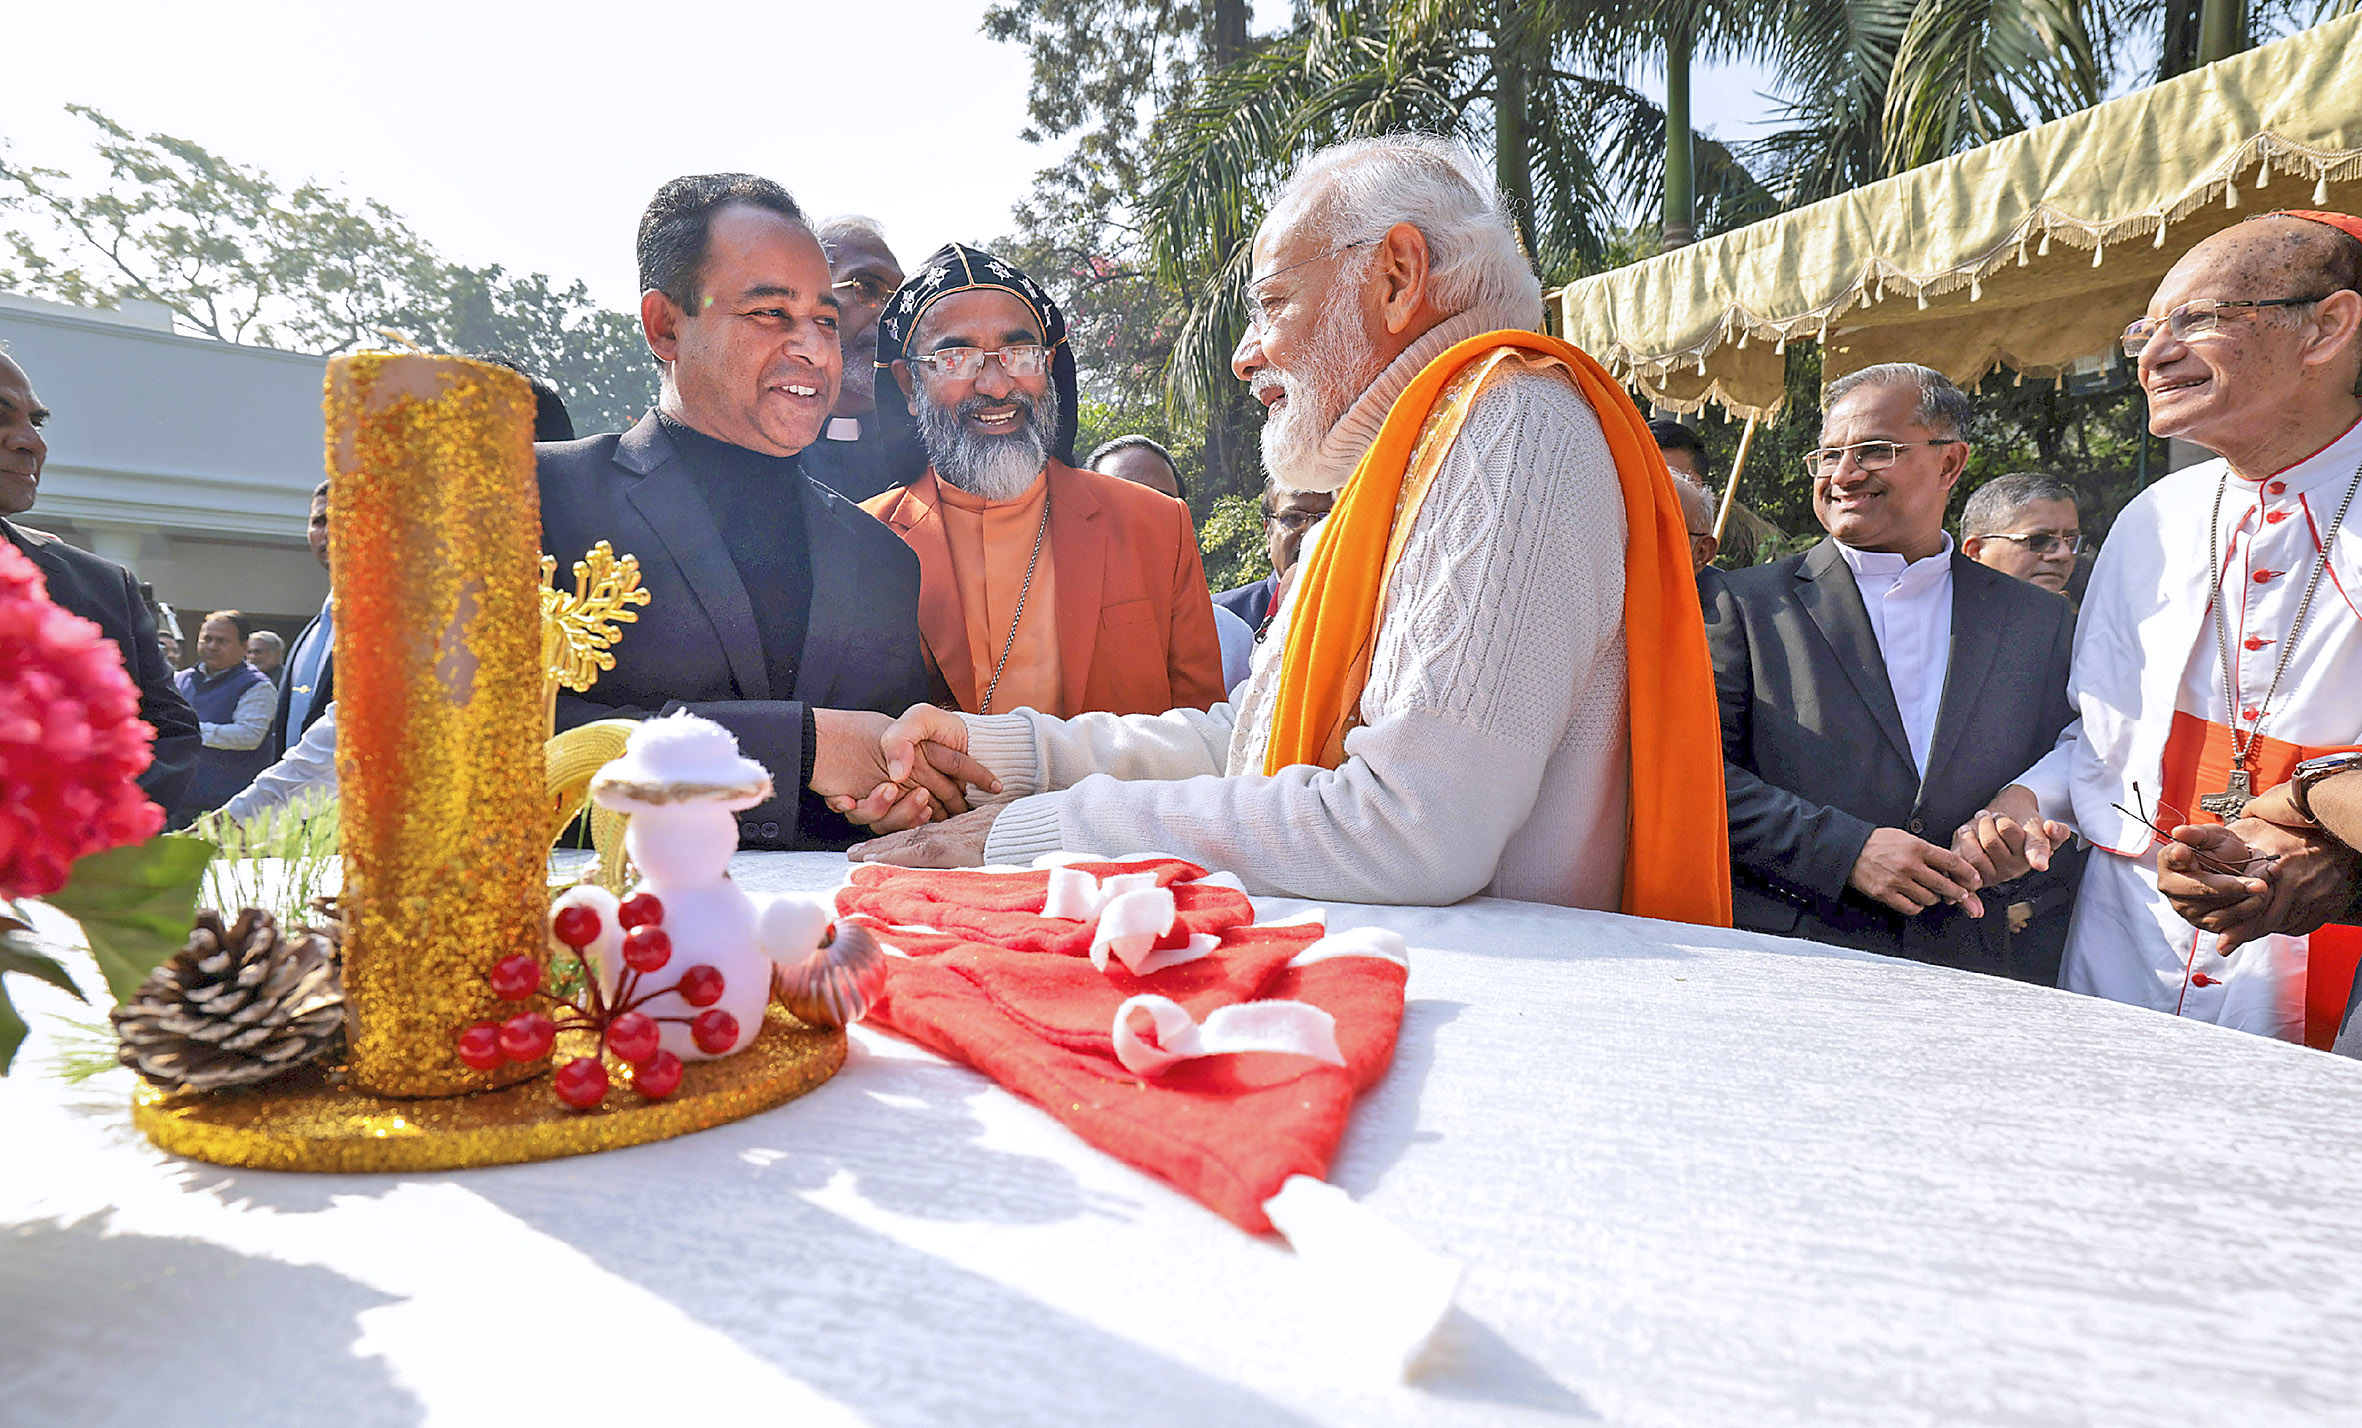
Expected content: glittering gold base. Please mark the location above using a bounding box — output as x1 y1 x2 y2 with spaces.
131 1005 845 1173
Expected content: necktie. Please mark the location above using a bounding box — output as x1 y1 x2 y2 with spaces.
286 600 334 736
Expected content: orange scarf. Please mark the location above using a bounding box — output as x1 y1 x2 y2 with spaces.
1263 330 1732 927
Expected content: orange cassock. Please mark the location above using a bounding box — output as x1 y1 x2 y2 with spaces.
863 459 1229 718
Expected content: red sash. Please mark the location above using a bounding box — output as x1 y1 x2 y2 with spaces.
2160 711 2362 1048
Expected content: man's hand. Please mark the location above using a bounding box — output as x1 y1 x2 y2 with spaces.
809 707 1001 833
849 805 1000 869
2156 823 2272 948
2236 779 2308 829
1850 826 1986 918
1951 784 2073 886
2160 817 2361 953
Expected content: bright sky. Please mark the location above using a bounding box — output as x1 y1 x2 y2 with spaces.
7 1 1787 316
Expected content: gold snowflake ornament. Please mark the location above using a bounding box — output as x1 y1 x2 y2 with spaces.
541 542 652 720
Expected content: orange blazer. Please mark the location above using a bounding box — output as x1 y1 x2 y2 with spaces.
862 459 1229 717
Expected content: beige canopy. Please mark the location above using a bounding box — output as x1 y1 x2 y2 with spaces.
1551 13 2362 420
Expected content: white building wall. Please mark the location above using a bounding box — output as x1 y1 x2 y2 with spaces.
0 291 331 637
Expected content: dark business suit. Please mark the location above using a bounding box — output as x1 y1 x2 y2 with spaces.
4 518 199 810
537 414 931 850
796 419 896 504
1705 538 2078 980
1213 574 1278 633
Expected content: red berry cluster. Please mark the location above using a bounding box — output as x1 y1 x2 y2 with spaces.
456 891 740 1110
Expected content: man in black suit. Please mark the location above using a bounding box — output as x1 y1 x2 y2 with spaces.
538 174 983 850
0 351 199 810
1705 363 2077 981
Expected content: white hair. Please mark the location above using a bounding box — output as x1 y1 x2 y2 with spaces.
816 213 891 251
1265 133 1541 326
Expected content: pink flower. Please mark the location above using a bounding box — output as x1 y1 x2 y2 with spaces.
0 541 162 899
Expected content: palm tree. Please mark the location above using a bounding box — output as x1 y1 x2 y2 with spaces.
1140 0 1767 420
1747 0 2339 206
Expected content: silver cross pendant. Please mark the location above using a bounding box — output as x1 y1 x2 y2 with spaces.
2198 766 2254 819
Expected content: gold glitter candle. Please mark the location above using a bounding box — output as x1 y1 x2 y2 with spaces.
329 354 545 1097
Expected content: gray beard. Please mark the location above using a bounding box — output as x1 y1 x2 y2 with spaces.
920 384 1061 502
837 336 878 411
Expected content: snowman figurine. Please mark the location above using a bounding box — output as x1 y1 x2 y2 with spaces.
559 712 842 1061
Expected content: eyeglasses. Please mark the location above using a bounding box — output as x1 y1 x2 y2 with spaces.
832 274 898 307
1264 508 1325 532
1245 238 1379 329
907 344 1050 380
1982 530 2085 557
1802 439 1962 477
2120 295 2336 357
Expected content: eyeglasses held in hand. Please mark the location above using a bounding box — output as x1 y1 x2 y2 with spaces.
1802 439 1962 477
1983 530 2086 557
908 344 1051 380
2120 294 2335 357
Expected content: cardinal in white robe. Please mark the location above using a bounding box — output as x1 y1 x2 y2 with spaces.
1958 210 2362 1044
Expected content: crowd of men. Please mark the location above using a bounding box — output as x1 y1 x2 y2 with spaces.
5 134 2360 1056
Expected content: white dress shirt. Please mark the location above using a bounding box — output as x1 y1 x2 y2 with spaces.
1836 533 1955 774
221 702 338 825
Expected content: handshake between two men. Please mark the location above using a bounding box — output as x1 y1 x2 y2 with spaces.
807 704 1006 865
1888 783 2362 953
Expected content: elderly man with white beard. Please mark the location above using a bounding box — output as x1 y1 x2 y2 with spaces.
859 244 1227 720
821 135 1729 920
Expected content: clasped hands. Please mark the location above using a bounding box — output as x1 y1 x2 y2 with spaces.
2147 781 2361 953
807 704 1005 866
1838 788 2073 920
1942 782 2359 952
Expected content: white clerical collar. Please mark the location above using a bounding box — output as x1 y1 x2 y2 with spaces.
824 417 862 442
2254 412 2362 499
1838 532 1953 585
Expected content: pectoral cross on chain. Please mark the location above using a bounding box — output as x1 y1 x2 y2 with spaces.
2199 766 2253 819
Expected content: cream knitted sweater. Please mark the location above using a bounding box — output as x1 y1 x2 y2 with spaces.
968 312 1631 908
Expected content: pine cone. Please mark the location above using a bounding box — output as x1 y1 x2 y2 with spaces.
112 908 346 1091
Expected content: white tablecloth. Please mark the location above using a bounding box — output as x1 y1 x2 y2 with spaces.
6 851 2362 1427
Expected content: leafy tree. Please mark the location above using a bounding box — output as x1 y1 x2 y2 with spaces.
1197 492 1273 590
1 105 652 435
1139 2 1773 423
1675 342 2161 568
984 0 1266 506
394 266 653 438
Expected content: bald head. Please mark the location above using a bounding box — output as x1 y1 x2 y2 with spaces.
2204 214 2362 296
2137 214 2362 476
0 351 50 518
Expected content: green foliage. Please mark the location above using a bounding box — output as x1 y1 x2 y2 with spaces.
1674 343 2164 564
1136 2 1779 421
1199 493 1274 591
193 790 341 932
1074 393 1208 502
37 834 218 1007
983 2 1261 487
396 265 654 437
0 105 653 435
0 912 84 1076
41 1014 122 1084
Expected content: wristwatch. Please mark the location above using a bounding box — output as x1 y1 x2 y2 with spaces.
2287 750 2362 825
